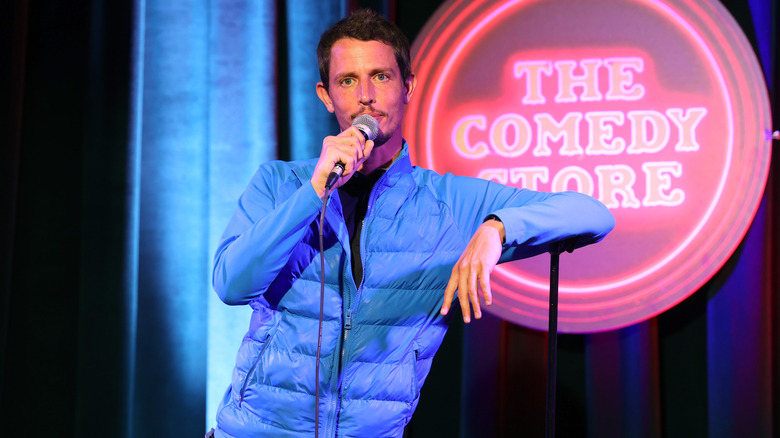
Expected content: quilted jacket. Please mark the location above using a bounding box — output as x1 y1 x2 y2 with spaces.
212 144 614 437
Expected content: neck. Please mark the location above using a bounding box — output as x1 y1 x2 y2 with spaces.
360 139 403 175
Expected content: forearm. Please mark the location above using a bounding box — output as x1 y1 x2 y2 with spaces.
491 190 615 261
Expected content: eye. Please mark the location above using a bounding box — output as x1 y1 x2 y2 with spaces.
376 73 388 81
341 78 355 86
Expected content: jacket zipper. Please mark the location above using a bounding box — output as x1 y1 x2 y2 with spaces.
329 170 389 436
356 172 384 293
238 333 272 407
328 248 356 436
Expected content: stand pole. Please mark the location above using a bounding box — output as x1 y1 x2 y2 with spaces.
545 248 560 438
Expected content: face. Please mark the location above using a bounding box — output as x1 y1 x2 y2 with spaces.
316 38 416 148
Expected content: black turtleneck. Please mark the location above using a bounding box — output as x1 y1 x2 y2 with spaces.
337 169 385 288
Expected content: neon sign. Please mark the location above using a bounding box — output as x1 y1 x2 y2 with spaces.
405 0 772 332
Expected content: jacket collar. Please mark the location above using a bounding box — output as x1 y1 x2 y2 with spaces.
382 141 413 183
370 141 415 219
289 140 414 188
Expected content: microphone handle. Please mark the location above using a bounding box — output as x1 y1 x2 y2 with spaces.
323 125 372 190
325 162 345 190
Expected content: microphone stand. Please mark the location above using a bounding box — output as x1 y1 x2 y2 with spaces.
546 239 575 438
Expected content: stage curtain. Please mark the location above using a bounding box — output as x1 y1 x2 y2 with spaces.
1 0 343 436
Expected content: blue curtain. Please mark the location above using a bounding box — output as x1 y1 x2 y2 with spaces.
133 0 346 433
1 0 776 436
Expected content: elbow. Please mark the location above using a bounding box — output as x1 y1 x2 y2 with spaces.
214 285 242 306
213 275 235 305
585 196 616 243
212 262 250 306
562 191 615 243
596 199 616 238
604 209 616 235
214 281 250 306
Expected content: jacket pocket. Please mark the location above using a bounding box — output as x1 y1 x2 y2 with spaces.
411 349 420 401
239 333 272 407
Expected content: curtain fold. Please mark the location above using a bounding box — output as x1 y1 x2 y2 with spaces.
707 201 773 437
206 0 281 428
284 1 344 161
133 1 211 434
3 1 94 435
75 0 139 435
0 0 28 407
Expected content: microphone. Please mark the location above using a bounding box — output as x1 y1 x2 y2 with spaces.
324 114 380 190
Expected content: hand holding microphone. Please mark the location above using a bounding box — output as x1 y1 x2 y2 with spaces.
312 114 380 199
324 114 380 190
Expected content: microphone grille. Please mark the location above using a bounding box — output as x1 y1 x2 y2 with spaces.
353 114 379 141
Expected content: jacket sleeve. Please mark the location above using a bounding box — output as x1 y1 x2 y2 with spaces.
448 176 615 262
489 189 615 262
212 163 323 305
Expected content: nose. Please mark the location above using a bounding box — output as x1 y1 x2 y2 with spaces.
359 81 375 105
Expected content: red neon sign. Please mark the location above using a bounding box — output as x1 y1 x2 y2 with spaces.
405 0 772 332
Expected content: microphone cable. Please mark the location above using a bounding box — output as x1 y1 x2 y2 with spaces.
316 194 328 438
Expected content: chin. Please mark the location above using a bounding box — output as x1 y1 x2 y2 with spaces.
373 134 391 147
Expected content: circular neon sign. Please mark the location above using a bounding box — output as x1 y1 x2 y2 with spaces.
405 0 772 332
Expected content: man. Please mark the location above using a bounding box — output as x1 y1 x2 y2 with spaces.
211 9 614 438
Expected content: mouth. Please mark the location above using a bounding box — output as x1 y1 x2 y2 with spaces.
351 110 386 121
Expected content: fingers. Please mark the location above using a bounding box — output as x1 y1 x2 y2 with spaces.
312 127 373 197
441 265 493 324
442 259 489 324
363 138 375 160
469 268 482 320
479 271 492 306
328 128 367 172
460 260 480 322
478 259 493 306
440 271 458 316
442 222 503 323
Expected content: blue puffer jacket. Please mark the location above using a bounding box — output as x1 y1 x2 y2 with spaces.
212 144 614 437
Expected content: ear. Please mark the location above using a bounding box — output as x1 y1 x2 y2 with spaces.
403 73 417 104
316 82 335 113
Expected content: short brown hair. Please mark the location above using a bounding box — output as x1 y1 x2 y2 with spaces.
317 9 411 91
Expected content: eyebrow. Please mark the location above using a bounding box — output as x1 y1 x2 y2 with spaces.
333 67 396 82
